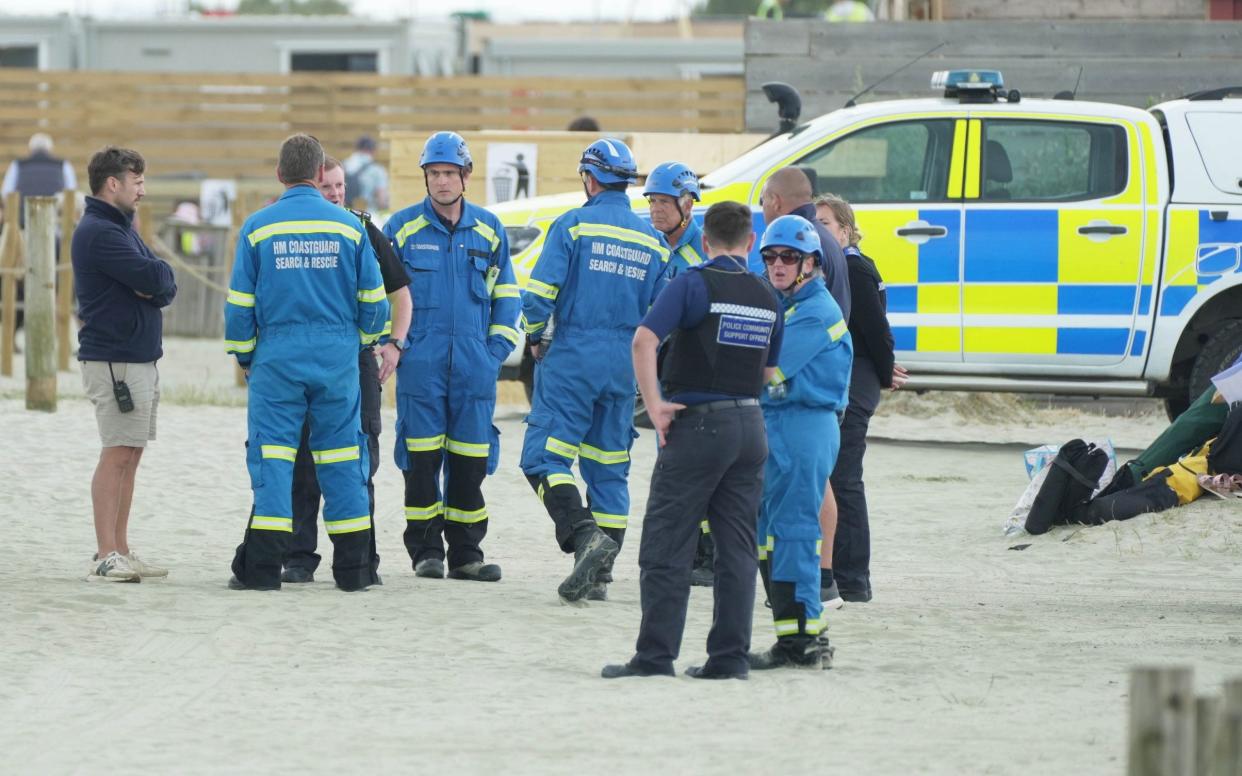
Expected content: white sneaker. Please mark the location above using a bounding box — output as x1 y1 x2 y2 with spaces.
126 551 168 578
87 551 140 582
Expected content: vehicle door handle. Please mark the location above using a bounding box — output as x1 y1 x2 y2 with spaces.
1077 223 1127 236
896 224 948 238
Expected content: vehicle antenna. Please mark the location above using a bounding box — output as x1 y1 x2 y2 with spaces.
844 42 947 108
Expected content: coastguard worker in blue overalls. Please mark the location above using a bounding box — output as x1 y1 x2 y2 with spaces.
520 138 668 604
383 132 520 583
226 133 390 592
644 161 716 587
751 215 852 669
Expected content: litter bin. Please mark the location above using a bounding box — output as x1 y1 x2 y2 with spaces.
492 175 513 203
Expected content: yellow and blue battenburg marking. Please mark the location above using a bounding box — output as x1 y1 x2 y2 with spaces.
869 208 962 354
1160 208 1242 318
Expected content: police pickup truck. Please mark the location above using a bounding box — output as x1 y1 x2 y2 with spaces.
497 70 1242 418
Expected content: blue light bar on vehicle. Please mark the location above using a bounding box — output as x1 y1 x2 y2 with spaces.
931 70 1006 103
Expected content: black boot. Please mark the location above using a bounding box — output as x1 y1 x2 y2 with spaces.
559 520 618 603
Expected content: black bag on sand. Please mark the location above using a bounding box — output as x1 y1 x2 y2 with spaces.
1024 439 1110 535
1207 403 1242 476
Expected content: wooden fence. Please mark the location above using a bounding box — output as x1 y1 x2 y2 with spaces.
0 69 745 182
744 20 1242 131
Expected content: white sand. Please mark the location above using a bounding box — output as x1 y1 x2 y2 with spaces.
1 341 1240 774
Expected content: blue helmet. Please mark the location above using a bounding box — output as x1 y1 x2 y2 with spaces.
643 161 701 202
420 131 472 170
578 138 638 185
760 215 822 260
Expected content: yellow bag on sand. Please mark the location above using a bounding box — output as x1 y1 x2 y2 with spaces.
1145 440 1214 505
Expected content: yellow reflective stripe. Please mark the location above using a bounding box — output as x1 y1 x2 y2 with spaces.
815 538 823 555
578 443 629 465
700 520 711 534
568 223 670 262
227 289 256 307
769 367 786 386
250 515 293 532
248 220 361 246
381 319 393 336
357 285 386 304
489 324 522 347
592 511 627 529
225 337 256 354
545 437 579 460
521 313 545 334
805 614 828 635
312 446 360 465
773 619 801 636
525 278 559 300
359 329 382 345
784 304 798 322
405 502 443 521
964 119 982 199
406 435 446 452
325 515 371 535
947 119 967 198
395 215 430 248
446 438 490 458
445 506 488 524
492 283 520 299
546 472 576 488
678 244 703 266
260 444 298 462
828 320 848 342
472 222 500 251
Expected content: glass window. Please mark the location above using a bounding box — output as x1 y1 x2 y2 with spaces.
0 46 39 68
1185 112 1242 196
794 119 956 203
981 120 1127 202
290 52 378 73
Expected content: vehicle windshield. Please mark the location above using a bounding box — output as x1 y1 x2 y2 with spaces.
699 131 795 188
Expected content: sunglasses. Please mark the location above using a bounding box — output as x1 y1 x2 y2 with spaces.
761 250 805 266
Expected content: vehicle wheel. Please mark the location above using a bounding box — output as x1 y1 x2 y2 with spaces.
519 350 535 404
635 391 653 429
1188 317 1242 409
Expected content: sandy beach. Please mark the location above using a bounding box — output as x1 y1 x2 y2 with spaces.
1 338 1240 775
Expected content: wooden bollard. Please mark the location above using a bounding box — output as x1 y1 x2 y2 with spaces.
1195 696 1221 776
24 196 58 411
57 189 75 372
0 190 22 377
1218 678 1242 776
1129 666 1195 776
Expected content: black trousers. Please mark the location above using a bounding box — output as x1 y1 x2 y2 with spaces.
632 405 767 675
831 361 880 595
283 348 382 574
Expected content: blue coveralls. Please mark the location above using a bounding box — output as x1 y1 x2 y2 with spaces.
520 188 668 554
661 218 705 282
758 279 852 643
382 198 519 568
225 184 390 590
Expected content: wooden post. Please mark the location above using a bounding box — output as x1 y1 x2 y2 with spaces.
1196 696 1221 776
1 190 24 377
1218 678 1242 776
1129 666 1195 776
228 192 248 387
24 196 58 411
57 189 75 372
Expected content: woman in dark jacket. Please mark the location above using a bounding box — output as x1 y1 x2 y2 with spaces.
814 194 907 603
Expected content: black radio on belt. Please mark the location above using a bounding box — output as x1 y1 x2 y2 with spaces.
108 363 135 413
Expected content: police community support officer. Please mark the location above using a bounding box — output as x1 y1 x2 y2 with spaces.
383 132 520 583
226 133 390 592
278 155 413 585
752 215 852 671
603 201 783 680
519 138 667 604
643 161 717 587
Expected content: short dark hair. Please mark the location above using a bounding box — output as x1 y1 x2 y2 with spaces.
277 133 324 183
567 116 600 132
88 147 145 195
703 201 753 251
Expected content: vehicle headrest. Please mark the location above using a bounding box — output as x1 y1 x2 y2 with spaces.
985 140 1012 183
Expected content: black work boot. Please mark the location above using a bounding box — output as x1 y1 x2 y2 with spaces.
747 638 826 670
559 521 618 603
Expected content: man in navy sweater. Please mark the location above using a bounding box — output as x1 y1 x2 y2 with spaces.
72 147 176 582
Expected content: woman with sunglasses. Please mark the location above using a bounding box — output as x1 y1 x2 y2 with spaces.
815 195 907 604
749 215 853 671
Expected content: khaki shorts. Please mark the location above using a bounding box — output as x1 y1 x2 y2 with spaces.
81 360 160 448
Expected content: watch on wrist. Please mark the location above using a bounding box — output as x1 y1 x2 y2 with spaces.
389 339 406 352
